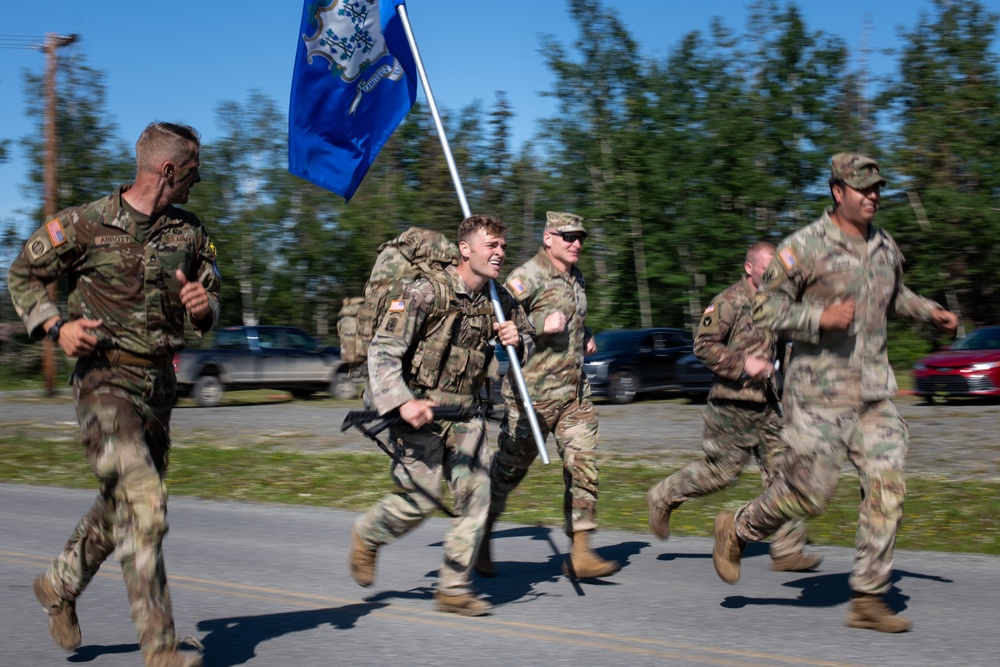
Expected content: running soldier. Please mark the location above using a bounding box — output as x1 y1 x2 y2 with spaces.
647 241 821 572
9 122 217 666
349 214 532 616
479 211 619 579
712 153 959 633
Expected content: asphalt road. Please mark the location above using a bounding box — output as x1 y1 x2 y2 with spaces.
3 483 999 667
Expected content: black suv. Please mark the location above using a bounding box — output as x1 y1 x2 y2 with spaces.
584 328 695 403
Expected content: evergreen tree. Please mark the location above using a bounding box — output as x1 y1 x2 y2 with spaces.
188 90 293 330
879 0 1000 328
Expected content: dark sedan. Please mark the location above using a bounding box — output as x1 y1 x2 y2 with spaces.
912 325 1000 403
675 352 714 396
584 328 694 403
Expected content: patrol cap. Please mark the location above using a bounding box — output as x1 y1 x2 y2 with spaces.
830 152 886 189
545 211 587 236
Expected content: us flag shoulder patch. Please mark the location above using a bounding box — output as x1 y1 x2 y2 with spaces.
703 304 716 315
778 247 798 271
46 219 67 247
388 299 406 313
508 277 527 296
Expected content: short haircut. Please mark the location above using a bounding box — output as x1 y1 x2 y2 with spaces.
745 241 776 265
135 122 201 173
458 214 507 244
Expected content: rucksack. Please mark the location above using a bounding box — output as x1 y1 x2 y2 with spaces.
337 227 460 374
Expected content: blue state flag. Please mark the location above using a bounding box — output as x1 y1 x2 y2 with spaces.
289 0 417 200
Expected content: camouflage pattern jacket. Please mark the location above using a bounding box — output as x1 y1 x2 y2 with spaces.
367 265 532 414
754 208 943 407
501 247 592 403
695 276 773 403
7 186 221 355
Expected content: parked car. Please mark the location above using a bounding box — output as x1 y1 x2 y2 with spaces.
912 325 1000 403
675 352 714 396
674 340 791 400
173 325 358 407
584 328 695 404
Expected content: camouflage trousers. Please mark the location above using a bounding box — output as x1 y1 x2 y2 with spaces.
42 359 178 657
734 396 908 595
648 399 807 558
354 417 492 596
491 396 601 536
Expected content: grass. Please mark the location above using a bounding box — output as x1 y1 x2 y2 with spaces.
1 422 997 555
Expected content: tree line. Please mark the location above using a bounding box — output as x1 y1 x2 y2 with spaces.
2 0 998 376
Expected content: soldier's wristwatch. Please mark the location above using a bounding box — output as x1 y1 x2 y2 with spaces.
46 318 64 343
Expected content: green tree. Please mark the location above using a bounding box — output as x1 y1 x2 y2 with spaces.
879 0 1000 329
189 90 295 330
636 4 850 330
537 0 649 330
18 52 132 221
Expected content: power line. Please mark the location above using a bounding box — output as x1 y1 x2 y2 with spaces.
0 35 45 50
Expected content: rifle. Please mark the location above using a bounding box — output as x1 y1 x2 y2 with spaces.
340 405 481 437
340 405 484 518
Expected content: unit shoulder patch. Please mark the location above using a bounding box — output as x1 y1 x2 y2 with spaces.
28 236 51 260
698 302 720 335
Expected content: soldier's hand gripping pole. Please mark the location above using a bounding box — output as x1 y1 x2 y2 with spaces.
488 280 550 465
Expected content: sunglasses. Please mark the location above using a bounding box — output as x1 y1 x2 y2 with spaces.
556 232 586 244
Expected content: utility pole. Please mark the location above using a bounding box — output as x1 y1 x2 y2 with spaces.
41 32 78 396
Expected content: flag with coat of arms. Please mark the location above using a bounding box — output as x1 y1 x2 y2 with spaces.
288 0 417 200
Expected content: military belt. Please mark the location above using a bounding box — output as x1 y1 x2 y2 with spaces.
94 349 171 368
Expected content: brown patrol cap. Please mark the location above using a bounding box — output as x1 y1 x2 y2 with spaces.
830 152 887 189
545 211 587 236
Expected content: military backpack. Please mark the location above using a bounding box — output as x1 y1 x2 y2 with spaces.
337 227 463 379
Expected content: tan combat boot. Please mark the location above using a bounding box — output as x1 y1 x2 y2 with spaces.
473 514 499 577
434 591 492 617
562 531 620 578
845 593 912 633
712 511 746 584
145 648 204 667
33 573 81 651
349 524 378 587
647 488 679 540
770 552 823 572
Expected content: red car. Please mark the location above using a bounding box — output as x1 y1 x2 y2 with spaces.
912 325 1000 403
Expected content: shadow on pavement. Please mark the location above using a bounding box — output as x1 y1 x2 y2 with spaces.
474 526 648 603
67 642 139 663
367 527 651 608
195 602 387 667
655 539 771 562
718 568 953 612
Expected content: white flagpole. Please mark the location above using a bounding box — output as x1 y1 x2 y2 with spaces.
396 2 549 465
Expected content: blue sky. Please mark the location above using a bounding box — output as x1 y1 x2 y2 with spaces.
1 0 995 234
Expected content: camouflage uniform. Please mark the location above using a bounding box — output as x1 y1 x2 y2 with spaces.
492 236 599 536
354 264 530 596
648 276 808 559
736 187 944 596
7 186 220 656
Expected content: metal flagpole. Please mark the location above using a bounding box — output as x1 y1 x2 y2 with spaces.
395 2 549 465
